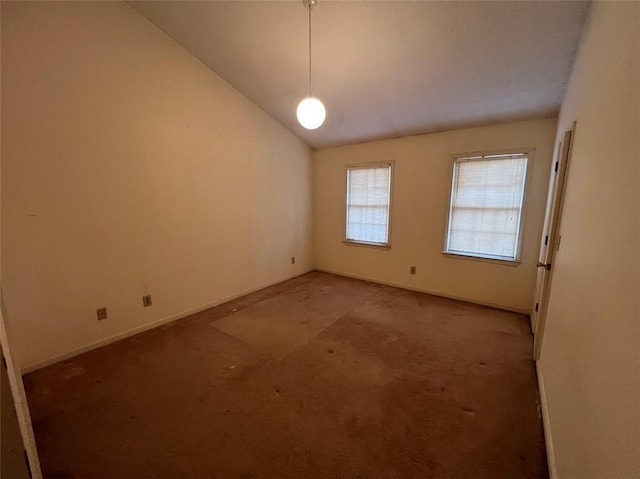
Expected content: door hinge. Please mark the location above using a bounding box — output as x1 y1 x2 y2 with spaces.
535 303 539 312
555 162 559 172
544 235 548 246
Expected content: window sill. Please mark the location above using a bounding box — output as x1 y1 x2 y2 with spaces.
442 251 521 267
344 240 391 250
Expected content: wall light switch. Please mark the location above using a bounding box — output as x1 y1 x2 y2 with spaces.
142 295 152 307
96 308 107 320
410 266 417 275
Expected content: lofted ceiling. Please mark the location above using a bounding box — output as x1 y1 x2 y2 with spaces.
129 1 590 149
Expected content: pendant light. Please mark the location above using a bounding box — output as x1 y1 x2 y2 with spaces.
297 0 326 130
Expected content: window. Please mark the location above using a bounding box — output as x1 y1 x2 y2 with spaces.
445 152 529 262
345 163 392 246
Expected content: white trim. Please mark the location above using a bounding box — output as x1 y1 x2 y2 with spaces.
314 267 529 314
442 251 521 267
344 160 393 170
21 270 312 374
343 239 391 249
536 361 557 479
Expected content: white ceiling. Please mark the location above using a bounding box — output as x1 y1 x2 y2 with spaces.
129 1 590 149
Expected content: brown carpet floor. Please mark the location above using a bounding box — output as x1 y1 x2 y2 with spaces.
24 272 548 479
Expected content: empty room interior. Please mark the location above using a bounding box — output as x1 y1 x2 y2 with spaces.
1 1 638 478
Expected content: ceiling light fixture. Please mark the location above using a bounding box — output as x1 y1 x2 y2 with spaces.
296 0 326 130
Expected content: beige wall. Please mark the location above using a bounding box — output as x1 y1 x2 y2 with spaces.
538 3 640 478
1 2 312 371
313 118 557 312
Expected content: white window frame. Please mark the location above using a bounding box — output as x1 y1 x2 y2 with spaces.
344 161 394 249
443 149 534 265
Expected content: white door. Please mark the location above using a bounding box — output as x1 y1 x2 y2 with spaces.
532 124 575 359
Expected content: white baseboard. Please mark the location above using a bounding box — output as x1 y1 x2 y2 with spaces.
21 270 312 375
314 267 529 315
536 361 557 479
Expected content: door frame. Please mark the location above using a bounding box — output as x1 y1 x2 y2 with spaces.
532 122 576 360
1 309 43 478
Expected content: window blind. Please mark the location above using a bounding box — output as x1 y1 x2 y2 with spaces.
446 154 528 260
346 165 391 245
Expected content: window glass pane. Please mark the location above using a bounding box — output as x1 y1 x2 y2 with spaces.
446 155 527 260
346 165 391 244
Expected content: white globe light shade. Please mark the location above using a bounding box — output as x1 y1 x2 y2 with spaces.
296 97 326 130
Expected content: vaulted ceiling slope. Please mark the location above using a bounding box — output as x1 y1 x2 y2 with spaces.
129 1 590 149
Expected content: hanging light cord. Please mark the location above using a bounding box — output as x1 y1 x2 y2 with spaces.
308 4 312 97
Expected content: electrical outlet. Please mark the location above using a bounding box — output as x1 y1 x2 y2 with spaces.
96 307 107 320
142 294 152 307
291 256 296 264
410 266 417 275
